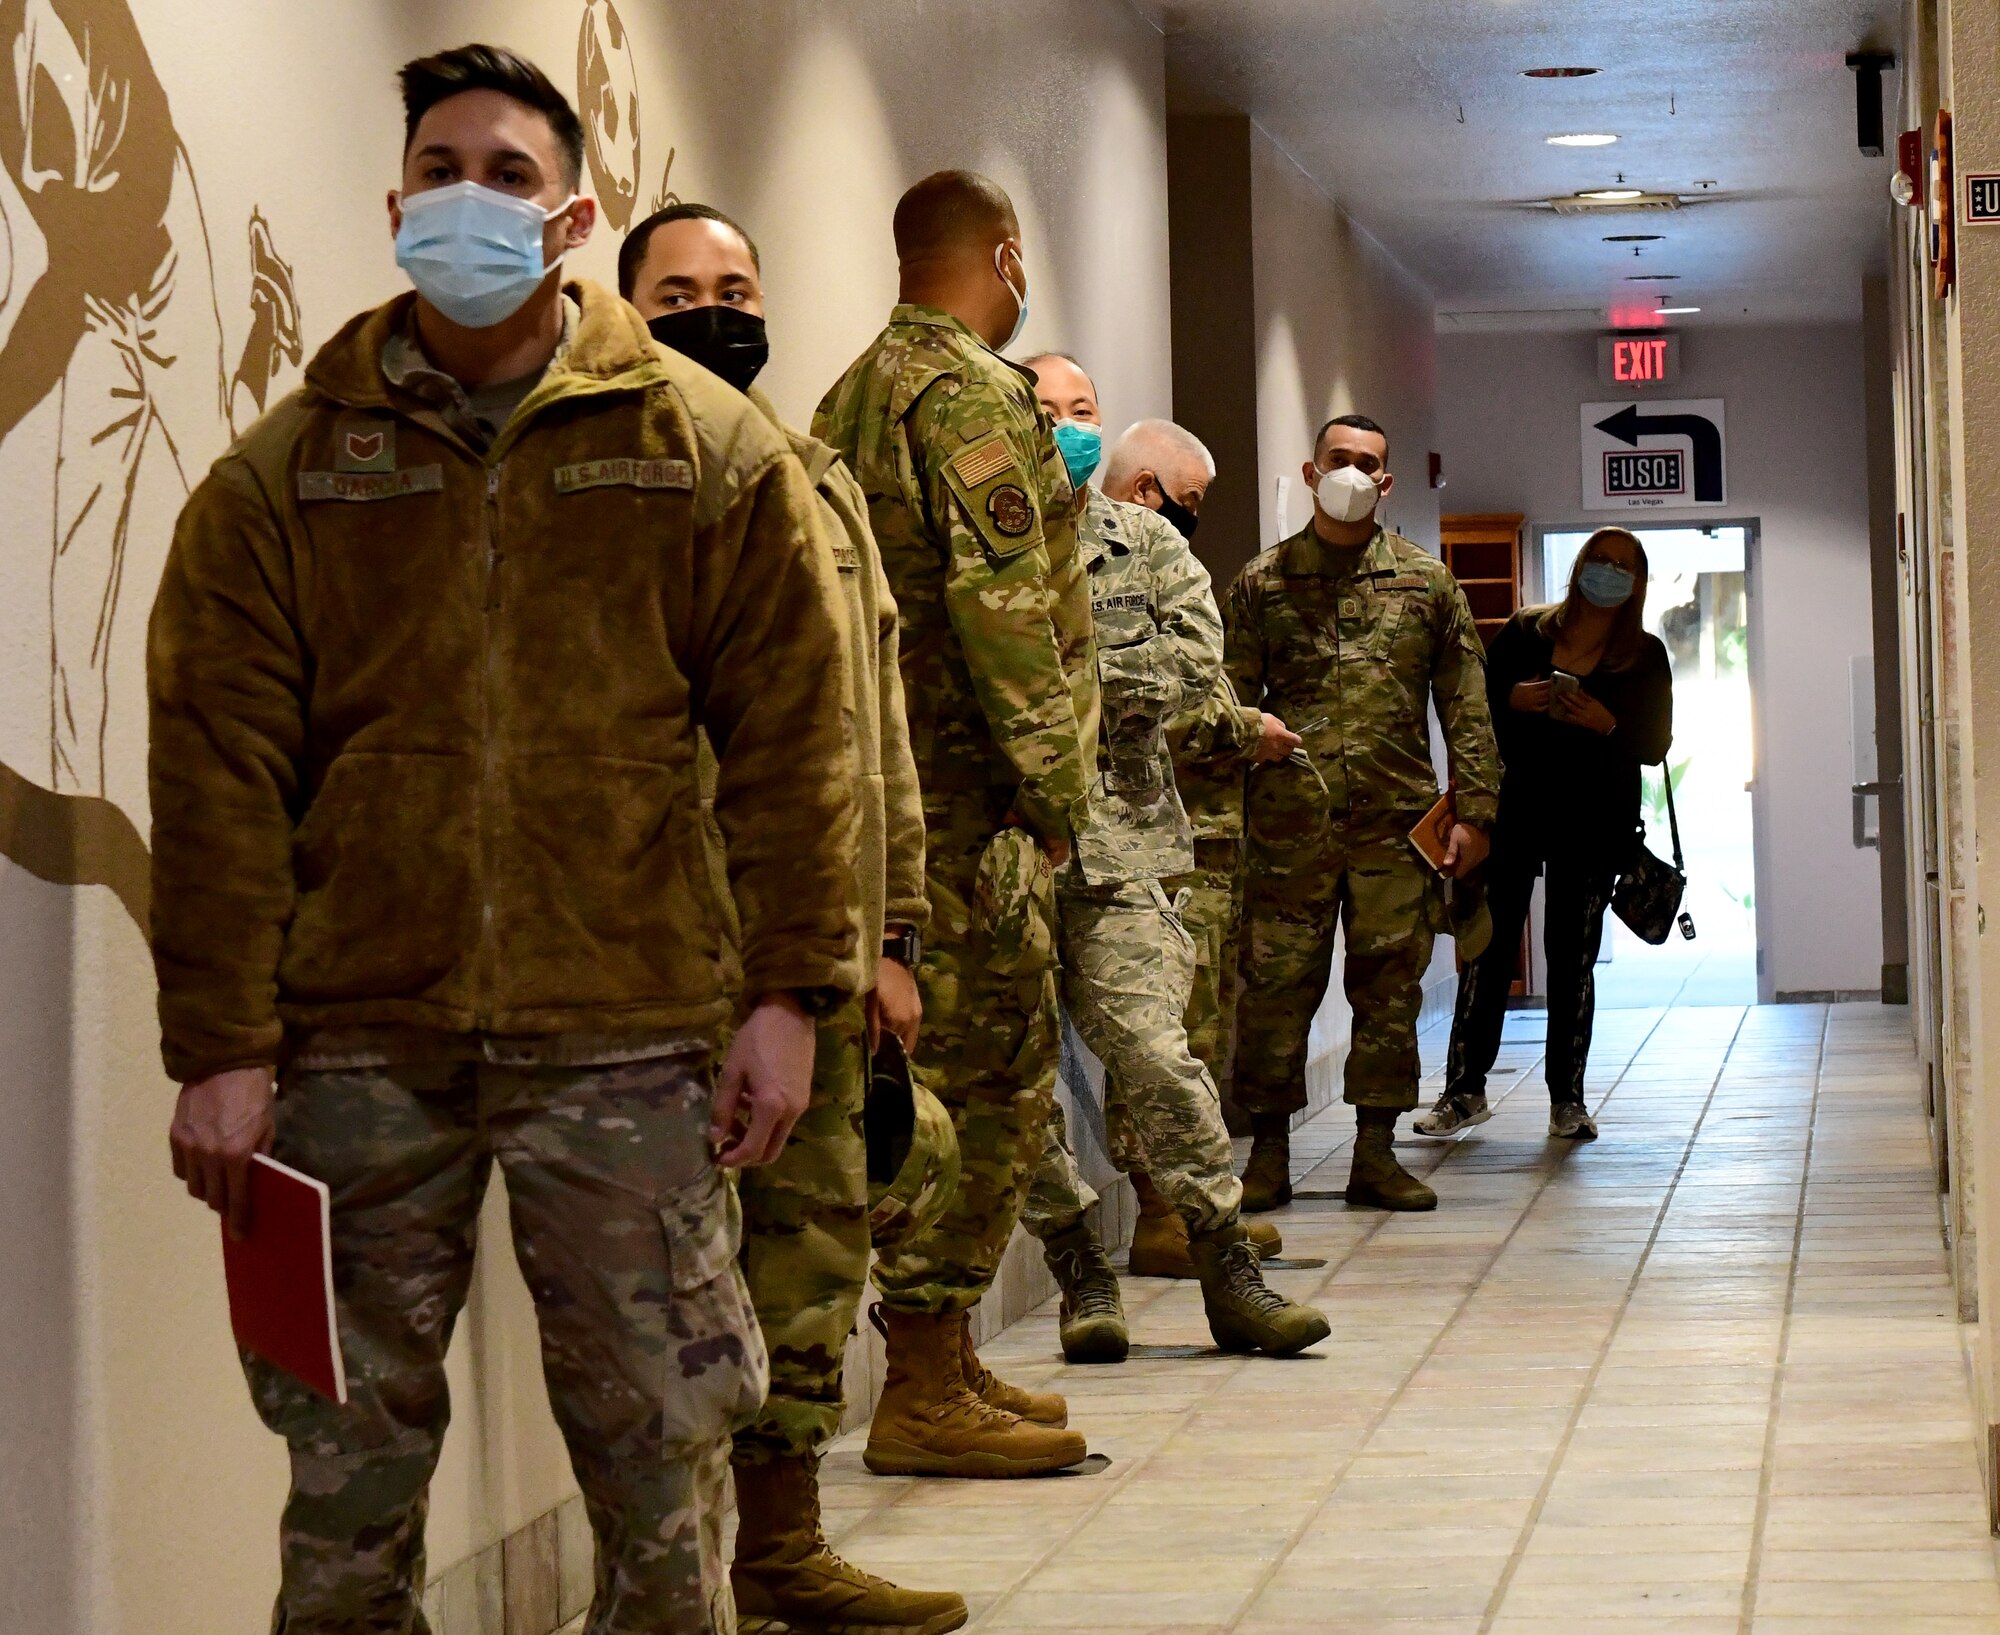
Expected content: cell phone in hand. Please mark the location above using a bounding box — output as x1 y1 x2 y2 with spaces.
1550 670 1584 702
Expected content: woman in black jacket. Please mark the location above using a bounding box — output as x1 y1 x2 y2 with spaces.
1418 527 1673 1141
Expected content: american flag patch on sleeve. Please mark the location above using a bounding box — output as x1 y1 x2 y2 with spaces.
950 435 1016 489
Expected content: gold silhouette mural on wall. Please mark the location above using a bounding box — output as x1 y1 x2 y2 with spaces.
0 0 302 926
577 0 676 225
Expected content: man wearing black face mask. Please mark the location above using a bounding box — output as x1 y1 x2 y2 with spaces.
620 204 964 1635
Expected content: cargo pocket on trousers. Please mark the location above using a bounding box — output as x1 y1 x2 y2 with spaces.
658 1168 769 1451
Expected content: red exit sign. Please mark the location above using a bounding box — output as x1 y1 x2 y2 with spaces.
1598 333 1683 388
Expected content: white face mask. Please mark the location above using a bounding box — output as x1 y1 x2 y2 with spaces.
994 242 1029 351
1314 464 1383 526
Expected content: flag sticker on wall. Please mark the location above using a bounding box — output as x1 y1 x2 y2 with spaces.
1965 172 2000 225
1581 398 1728 512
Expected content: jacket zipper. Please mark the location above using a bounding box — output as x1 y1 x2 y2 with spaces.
475 461 502 1029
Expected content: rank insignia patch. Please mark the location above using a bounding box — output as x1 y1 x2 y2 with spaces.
987 484 1034 538
334 420 395 473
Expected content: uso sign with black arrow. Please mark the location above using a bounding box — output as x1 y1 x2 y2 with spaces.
1580 398 1728 512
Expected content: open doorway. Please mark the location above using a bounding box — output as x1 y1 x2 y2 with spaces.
1535 523 1760 1007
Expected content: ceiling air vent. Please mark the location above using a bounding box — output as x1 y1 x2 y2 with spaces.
1550 192 1682 216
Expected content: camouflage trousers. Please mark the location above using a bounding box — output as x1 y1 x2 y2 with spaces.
245 1055 766 1635
1023 877 1242 1237
732 1002 870 1464
1162 837 1246 1085
871 800 1062 1314
1235 817 1443 1118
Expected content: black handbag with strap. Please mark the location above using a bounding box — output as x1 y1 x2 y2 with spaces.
1613 768 1697 945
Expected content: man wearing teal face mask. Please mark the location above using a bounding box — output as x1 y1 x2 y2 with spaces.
1016 356 1329 1365
149 43 862 1635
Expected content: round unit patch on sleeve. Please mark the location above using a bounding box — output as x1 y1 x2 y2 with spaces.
987 484 1035 538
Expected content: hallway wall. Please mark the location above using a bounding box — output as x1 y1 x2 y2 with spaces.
0 5 1172 1632
1250 130 1443 561
1437 324 1883 1001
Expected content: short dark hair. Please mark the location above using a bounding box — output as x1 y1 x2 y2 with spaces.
893 169 1018 264
1314 413 1389 456
399 44 585 191
618 202 762 299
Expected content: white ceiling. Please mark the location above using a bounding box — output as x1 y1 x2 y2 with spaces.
1146 0 1903 331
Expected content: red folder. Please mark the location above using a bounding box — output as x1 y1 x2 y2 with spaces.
221 1154 348 1404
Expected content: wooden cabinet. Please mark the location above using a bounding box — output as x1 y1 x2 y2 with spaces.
1440 512 1525 646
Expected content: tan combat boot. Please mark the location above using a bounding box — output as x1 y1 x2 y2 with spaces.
1190 1223 1331 1356
1128 1171 1282 1278
1041 1220 1130 1364
960 1312 1073 1422
1240 1114 1293 1212
1346 1107 1437 1211
732 1451 969 1633
864 1308 1087 1477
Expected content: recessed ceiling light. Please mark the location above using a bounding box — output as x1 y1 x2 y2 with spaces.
1523 67 1600 78
1604 233 1665 243
1656 306 1701 315
1578 188 1644 202
1549 133 1619 147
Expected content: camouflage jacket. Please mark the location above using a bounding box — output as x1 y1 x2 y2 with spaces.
1223 524 1500 829
813 304 1096 843
1167 675 1266 844
1067 491 1224 886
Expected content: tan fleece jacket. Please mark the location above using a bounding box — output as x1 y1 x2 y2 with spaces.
147 280 861 1083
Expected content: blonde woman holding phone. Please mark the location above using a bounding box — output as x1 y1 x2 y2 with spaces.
1418 527 1672 1142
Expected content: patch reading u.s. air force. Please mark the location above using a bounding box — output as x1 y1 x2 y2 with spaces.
1383 575 1429 591
987 484 1034 538
552 458 694 494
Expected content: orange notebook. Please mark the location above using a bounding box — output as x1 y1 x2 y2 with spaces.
1409 789 1456 875
221 1154 348 1404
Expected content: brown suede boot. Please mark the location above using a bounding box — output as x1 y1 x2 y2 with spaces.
863 1308 1087 1477
1190 1223 1332 1356
732 1451 969 1633
960 1312 1071 1423
1129 1171 1283 1278
1346 1107 1437 1211
1240 1113 1293 1212
1041 1221 1129 1364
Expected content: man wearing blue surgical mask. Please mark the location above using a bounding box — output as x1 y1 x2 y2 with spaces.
149 43 862 1635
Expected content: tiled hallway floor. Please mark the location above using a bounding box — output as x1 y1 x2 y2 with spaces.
818 1004 2000 1632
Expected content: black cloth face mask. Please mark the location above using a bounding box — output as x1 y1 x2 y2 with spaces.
1155 490 1200 541
646 306 770 393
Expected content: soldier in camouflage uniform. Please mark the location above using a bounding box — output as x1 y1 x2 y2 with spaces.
153 50 856 1635
1013 367 1327 1361
1228 414 1501 1215
814 170 1096 1479
621 205 964 1634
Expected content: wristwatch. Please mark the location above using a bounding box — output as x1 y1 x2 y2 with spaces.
881 925 922 968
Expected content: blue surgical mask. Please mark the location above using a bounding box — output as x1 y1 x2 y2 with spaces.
995 242 1029 351
1052 418 1102 489
1578 561 1637 608
394 180 574 329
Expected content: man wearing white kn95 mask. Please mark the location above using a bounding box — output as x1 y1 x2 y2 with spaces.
1223 414 1501 1220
